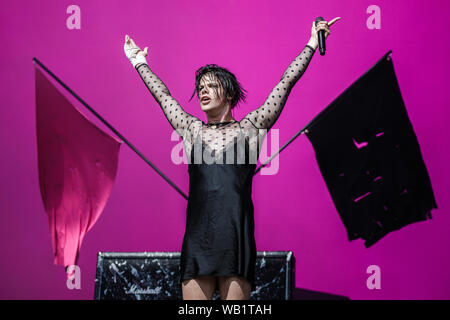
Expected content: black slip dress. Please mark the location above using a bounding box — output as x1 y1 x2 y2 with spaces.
179 120 257 292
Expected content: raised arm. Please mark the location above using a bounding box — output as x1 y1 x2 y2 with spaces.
124 35 199 140
134 62 199 139
242 43 316 131
242 17 341 131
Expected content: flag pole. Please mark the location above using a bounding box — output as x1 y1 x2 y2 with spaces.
32 57 188 200
255 50 394 175
254 128 308 175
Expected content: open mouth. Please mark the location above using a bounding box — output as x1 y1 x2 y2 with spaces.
201 97 211 104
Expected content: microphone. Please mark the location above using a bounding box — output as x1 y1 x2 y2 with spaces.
315 16 326 56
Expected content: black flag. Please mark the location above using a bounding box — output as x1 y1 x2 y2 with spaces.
304 51 437 248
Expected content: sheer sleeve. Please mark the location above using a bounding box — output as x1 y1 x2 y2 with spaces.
242 44 316 131
135 62 200 140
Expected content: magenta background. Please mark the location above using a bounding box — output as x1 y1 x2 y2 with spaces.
0 0 448 300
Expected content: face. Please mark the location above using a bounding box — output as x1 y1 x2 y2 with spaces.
198 73 231 112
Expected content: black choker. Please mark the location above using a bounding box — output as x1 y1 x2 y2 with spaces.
206 120 236 129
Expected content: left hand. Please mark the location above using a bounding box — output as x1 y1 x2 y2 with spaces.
124 34 149 68
310 17 341 45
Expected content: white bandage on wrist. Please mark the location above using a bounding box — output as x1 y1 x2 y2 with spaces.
133 54 148 68
124 42 148 68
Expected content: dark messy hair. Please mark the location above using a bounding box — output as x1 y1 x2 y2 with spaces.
189 64 247 110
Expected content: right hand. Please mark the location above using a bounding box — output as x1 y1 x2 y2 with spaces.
310 17 341 44
124 34 149 68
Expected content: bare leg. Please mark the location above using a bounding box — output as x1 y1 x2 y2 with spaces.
182 275 217 300
218 275 251 300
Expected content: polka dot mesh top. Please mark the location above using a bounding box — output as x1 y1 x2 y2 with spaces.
135 44 316 163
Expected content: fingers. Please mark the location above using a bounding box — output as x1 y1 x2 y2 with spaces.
315 23 330 35
315 20 326 27
315 21 328 35
125 34 132 46
314 16 341 29
124 34 137 47
327 16 341 27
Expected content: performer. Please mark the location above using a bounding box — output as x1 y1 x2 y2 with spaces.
124 17 340 300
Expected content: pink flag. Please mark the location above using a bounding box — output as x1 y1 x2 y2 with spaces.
35 66 122 272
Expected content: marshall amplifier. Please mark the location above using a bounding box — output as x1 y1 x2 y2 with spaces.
94 251 295 300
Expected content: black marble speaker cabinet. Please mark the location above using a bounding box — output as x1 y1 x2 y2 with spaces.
94 251 295 300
